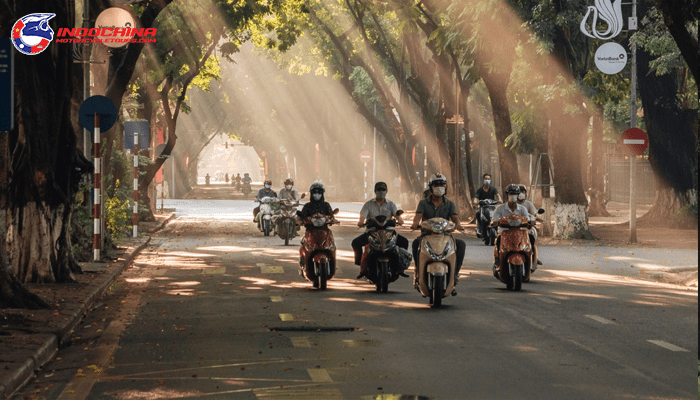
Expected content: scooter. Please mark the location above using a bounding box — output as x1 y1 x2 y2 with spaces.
358 211 407 293
241 181 252 197
297 209 340 290
476 199 498 246
492 210 543 291
414 218 458 308
273 194 304 246
255 197 278 236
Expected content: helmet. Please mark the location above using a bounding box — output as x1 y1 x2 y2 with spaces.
284 178 294 185
505 184 520 195
518 185 527 194
309 180 325 194
244 173 249 176
374 181 387 191
428 173 447 187
264 180 272 186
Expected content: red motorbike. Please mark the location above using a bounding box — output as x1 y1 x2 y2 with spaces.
492 214 534 291
297 210 340 290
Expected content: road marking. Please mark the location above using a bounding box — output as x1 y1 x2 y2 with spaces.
537 297 560 304
261 266 284 274
290 337 310 347
202 266 226 274
255 386 342 399
585 315 614 324
279 313 295 321
307 368 333 382
270 296 283 302
647 340 689 352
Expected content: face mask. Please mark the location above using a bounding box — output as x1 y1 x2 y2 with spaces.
518 193 526 200
265 184 271 189
312 193 323 201
484 179 491 185
285 185 292 190
433 187 446 197
508 195 518 203
375 191 387 199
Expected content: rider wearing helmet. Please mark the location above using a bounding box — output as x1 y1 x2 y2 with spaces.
298 180 333 218
279 178 299 201
253 179 278 221
491 184 533 266
410 173 467 294
517 185 543 268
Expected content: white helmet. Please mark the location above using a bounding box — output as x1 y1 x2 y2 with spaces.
309 180 325 194
428 173 447 187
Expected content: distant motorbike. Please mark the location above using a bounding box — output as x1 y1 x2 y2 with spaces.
476 199 498 246
256 197 278 236
414 218 458 308
241 181 252 197
273 195 304 246
358 211 408 293
297 209 340 290
492 210 543 291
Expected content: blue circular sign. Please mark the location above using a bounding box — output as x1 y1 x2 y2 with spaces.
79 95 118 133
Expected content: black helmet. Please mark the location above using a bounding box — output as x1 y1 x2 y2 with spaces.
374 181 388 191
309 180 325 194
505 184 520 195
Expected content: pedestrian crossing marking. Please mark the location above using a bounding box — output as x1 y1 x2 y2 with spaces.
647 340 688 352
307 368 333 382
290 337 310 347
202 267 226 274
261 266 284 274
270 296 283 302
279 313 295 321
585 315 614 324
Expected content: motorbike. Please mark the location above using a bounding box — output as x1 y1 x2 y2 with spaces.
273 194 304 246
205 175 210 185
256 197 278 236
297 209 340 290
414 218 458 308
476 199 498 246
358 211 407 293
241 181 252 196
492 209 543 291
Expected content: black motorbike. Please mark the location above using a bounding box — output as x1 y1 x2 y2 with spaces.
241 181 252 197
359 212 407 293
476 199 498 246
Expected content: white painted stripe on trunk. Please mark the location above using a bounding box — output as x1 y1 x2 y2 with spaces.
585 315 614 324
133 226 137 237
94 189 100 204
133 178 138 188
291 337 310 347
647 340 688 352
307 368 332 382
94 157 100 170
623 139 645 144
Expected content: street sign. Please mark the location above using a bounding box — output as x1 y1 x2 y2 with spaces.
620 127 648 155
79 95 117 133
124 120 149 150
359 150 372 163
0 38 14 131
594 42 627 75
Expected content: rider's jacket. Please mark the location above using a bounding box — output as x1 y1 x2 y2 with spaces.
279 188 299 201
257 188 277 201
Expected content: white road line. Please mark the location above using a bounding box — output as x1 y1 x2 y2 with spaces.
585 315 615 324
307 368 333 382
647 340 689 352
270 296 283 302
290 337 310 347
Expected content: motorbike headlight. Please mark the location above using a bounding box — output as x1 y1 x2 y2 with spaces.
427 219 448 233
440 240 453 258
386 235 397 249
311 217 326 227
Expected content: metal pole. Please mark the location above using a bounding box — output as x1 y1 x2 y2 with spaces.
372 104 376 191
363 131 368 200
82 0 91 162
133 132 138 237
423 144 427 189
629 0 638 243
93 113 101 261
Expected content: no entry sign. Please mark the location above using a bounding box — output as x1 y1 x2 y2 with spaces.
620 128 648 155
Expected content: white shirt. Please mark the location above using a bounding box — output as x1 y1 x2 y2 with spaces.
360 198 398 231
279 188 299 201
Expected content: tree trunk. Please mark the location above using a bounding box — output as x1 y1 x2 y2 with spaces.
588 108 611 216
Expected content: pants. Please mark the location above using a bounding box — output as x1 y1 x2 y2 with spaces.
352 232 409 266
253 206 260 220
412 235 466 275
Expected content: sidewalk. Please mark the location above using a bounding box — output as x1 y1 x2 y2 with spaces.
0 214 175 399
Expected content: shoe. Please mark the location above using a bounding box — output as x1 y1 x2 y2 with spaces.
399 272 409 277
356 273 365 279
493 264 499 278
537 259 543 265
451 289 457 296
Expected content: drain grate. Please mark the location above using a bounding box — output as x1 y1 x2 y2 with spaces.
267 326 359 332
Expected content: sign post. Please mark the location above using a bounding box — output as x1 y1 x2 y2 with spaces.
0 39 14 132
620 127 648 243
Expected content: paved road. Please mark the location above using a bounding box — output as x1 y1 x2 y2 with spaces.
15 200 697 400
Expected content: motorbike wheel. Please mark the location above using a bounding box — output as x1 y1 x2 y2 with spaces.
263 220 271 236
376 262 389 293
483 230 490 246
510 263 523 291
489 229 496 246
319 262 328 290
429 275 444 308
284 236 289 246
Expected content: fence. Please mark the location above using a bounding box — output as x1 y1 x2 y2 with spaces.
604 155 656 204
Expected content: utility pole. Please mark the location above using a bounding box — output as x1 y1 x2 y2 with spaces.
628 0 638 243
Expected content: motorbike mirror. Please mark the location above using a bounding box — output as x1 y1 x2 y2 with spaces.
537 208 545 214
395 210 404 216
333 208 340 215
300 193 306 199
296 210 303 217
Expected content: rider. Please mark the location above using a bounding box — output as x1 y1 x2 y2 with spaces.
517 185 543 269
253 179 277 221
298 180 333 219
491 184 533 268
472 173 502 226
205 173 211 185
233 173 241 187
279 178 300 201
352 182 409 279
242 173 252 184
410 173 466 294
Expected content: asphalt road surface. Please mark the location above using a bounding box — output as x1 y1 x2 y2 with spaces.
15 200 698 400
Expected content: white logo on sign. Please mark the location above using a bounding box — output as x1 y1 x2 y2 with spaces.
594 42 627 74
580 0 623 40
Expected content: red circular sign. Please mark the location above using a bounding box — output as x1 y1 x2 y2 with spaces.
620 128 648 155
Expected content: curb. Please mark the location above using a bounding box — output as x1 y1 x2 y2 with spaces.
0 213 174 399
